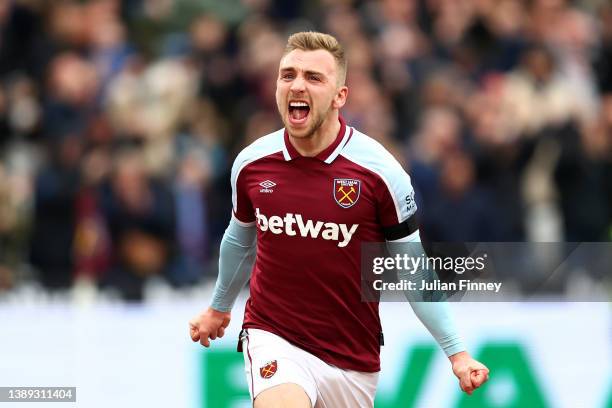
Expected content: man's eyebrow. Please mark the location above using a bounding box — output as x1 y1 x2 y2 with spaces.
305 70 326 77
279 67 327 77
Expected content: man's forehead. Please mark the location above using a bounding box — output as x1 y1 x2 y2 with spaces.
279 49 336 75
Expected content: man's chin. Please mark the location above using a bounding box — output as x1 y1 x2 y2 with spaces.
284 120 313 138
287 127 312 139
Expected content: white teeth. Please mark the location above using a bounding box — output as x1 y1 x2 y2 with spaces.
289 102 309 108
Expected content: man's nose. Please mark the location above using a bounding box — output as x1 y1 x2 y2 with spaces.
290 75 306 92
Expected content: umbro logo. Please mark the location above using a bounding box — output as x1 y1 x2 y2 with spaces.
259 180 276 193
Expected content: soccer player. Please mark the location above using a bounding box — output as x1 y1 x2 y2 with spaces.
189 31 489 407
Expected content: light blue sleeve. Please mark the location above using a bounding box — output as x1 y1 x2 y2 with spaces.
387 231 466 357
210 216 257 312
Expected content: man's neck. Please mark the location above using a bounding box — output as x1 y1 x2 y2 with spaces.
288 112 340 157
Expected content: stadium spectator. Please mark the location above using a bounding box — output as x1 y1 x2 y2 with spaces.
99 147 175 301
0 0 609 296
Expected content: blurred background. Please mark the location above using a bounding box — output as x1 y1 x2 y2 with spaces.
0 0 610 407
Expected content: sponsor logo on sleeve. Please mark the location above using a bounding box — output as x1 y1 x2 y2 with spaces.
405 190 416 214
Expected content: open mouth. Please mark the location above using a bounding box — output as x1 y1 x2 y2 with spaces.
288 101 310 125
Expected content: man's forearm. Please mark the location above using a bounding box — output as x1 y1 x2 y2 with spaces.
387 231 466 357
210 216 257 312
407 298 465 357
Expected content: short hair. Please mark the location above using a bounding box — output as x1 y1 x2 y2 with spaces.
283 31 347 86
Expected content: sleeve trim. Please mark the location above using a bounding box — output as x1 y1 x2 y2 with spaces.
232 212 256 227
382 215 419 241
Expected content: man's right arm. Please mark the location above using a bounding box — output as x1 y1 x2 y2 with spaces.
189 216 256 347
191 136 267 346
211 216 257 312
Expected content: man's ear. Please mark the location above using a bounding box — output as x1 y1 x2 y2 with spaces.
333 86 348 109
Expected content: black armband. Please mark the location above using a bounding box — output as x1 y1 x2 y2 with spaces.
382 215 418 241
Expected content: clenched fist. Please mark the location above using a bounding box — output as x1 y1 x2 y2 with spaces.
449 351 490 395
189 307 231 347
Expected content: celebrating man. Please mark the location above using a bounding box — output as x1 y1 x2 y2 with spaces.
190 31 489 408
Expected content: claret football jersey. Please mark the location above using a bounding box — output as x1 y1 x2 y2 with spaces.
232 116 417 372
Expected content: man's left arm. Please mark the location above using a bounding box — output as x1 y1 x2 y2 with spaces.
366 143 490 394
386 228 490 395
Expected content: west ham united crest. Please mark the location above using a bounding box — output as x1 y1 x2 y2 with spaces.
334 179 361 208
260 360 278 379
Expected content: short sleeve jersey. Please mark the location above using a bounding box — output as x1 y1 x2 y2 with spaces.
231 117 417 372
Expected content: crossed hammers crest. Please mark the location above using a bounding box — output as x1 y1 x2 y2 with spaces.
337 185 356 204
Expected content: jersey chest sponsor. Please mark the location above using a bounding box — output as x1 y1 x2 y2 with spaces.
255 208 358 247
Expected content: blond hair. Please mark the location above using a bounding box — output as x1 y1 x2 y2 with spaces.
284 31 347 86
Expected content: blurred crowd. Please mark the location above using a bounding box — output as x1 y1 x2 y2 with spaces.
0 0 610 300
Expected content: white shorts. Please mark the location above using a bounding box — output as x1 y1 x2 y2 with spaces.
241 328 379 408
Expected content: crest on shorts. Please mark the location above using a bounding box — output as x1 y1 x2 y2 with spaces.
260 360 278 379
334 179 360 208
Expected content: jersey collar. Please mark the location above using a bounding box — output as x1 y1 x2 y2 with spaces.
282 116 353 164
